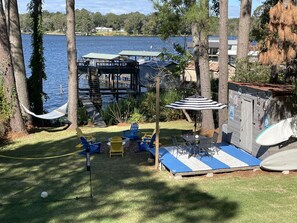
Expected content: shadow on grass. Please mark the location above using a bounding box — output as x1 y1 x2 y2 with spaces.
0 128 239 222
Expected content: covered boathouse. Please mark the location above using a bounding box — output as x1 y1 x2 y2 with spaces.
77 52 141 106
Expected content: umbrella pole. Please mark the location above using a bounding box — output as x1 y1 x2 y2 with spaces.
194 113 197 132
155 76 160 170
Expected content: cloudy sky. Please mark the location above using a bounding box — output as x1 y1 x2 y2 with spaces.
17 0 263 18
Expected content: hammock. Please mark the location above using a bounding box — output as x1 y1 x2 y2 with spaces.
21 102 68 120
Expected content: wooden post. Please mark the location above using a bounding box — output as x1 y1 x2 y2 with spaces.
155 76 160 170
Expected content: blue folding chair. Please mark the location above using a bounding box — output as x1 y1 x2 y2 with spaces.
122 122 139 140
79 137 101 155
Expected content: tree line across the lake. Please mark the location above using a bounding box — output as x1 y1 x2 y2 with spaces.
19 9 240 36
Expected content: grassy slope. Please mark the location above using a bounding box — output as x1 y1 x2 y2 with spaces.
0 120 297 223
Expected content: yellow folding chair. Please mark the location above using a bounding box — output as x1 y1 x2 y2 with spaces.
109 136 124 157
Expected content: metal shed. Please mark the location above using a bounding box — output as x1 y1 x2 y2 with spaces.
225 82 297 160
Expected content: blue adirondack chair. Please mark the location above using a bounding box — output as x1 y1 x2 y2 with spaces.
79 137 101 155
137 133 156 152
122 123 139 140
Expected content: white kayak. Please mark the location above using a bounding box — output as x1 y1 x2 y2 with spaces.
256 117 295 146
260 149 297 171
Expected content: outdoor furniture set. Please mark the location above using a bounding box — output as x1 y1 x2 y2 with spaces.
77 123 156 157
173 132 219 157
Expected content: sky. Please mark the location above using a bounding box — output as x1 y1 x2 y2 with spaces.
17 0 263 18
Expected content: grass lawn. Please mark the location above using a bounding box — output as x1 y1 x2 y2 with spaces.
1 120 297 223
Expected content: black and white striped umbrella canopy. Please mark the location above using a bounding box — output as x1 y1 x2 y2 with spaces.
165 95 227 111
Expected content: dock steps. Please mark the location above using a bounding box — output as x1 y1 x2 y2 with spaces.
79 94 106 127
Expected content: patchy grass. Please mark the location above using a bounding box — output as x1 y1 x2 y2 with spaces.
1 120 297 223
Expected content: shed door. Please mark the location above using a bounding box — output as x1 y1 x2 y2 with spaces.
240 98 253 153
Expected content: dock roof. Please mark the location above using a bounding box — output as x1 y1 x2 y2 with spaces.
119 50 162 57
82 53 120 60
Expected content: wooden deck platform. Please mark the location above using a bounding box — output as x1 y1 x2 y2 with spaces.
149 142 261 177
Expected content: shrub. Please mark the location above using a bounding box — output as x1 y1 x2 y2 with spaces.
77 107 88 125
160 89 183 121
138 91 156 122
129 108 144 123
101 97 137 125
233 58 270 83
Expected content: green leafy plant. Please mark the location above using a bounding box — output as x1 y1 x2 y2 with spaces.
233 58 270 83
129 108 144 123
77 107 88 125
101 97 137 125
0 76 11 120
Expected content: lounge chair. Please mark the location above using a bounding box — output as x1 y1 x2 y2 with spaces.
122 123 139 140
76 127 96 149
138 133 156 152
141 128 156 142
109 136 124 157
79 136 101 155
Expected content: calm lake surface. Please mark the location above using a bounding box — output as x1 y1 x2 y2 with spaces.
22 34 188 111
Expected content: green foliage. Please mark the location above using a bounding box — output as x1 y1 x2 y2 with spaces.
138 91 157 122
250 0 278 42
163 42 193 78
138 89 183 122
160 90 183 121
19 7 240 37
75 9 94 35
232 58 270 83
101 89 184 125
101 97 137 125
129 109 144 123
0 77 10 139
0 77 12 120
124 12 146 35
77 107 88 125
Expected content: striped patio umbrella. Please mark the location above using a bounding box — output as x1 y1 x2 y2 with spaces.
165 95 227 131
165 95 227 111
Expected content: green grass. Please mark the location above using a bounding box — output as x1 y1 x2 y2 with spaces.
1 120 297 222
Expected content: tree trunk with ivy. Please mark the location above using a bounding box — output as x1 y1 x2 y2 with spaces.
66 0 78 129
0 1 26 133
5 0 32 125
27 0 46 126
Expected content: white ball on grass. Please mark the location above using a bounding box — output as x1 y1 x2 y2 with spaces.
41 191 48 198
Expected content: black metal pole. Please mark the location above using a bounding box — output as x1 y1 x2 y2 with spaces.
86 147 93 199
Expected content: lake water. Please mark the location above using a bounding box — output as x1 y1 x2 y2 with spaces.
21 34 188 111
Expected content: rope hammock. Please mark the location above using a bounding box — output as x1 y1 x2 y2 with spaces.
21 102 68 120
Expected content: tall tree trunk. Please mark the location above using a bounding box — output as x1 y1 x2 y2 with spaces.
0 1 26 133
237 0 252 60
66 0 78 129
191 22 201 92
199 29 214 130
5 0 32 125
218 0 229 141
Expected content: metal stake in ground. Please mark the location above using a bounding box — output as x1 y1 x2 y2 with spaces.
85 147 93 199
